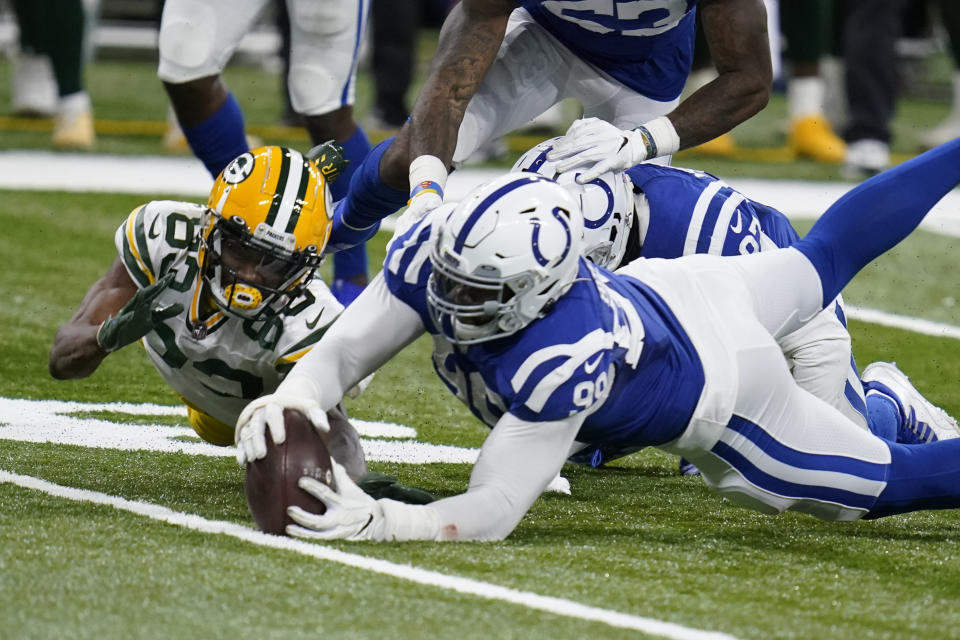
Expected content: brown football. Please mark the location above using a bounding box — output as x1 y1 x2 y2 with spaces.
244 409 337 535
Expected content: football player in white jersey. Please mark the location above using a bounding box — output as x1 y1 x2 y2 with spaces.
49 146 378 478
324 0 773 254
513 139 960 458
234 139 960 542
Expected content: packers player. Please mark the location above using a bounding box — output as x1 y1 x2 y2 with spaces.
50 146 382 485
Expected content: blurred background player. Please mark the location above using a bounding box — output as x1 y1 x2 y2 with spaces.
157 0 373 306
779 0 846 164
9 0 96 149
330 0 773 251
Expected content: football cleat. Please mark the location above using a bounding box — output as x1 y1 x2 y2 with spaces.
306 140 349 184
917 112 960 150
842 139 890 180
52 106 95 150
678 457 701 477
788 115 846 164
688 133 738 157
862 361 960 443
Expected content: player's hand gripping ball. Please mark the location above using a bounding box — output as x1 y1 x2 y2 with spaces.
244 409 337 535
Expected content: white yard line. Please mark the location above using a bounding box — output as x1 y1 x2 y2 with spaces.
846 305 960 340
0 469 740 640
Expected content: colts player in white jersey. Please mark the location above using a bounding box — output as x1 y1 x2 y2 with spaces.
235 139 960 542
325 0 772 254
512 139 960 466
50 146 368 481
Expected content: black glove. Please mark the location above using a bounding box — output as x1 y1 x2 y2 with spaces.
355 471 436 505
97 273 183 352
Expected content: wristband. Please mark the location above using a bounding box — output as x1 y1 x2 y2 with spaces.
408 155 448 197
408 180 443 204
633 116 680 159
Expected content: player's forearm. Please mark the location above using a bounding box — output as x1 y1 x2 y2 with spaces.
670 0 771 149
48 322 107 379
382 1 512 187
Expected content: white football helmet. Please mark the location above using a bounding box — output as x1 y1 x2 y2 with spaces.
427 173 583 345
512 137 634 269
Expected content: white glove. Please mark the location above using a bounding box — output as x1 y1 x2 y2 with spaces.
394 190 442 238
234 393 329 465
287 461 382 540
547 117 679 183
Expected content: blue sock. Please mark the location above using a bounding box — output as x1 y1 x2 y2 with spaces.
865 393 901 442
794 138 960 304
328 126 370 201
181 93 249 178
329 127 373 282
865 439 960 518
327 136 408 252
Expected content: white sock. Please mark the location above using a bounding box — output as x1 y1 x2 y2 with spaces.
787 76 824 120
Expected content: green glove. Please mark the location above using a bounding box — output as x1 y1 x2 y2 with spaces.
355 471 436 505
96 272 184 352
307 140 349 183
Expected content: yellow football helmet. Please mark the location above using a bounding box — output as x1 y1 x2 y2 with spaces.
198 146 333 320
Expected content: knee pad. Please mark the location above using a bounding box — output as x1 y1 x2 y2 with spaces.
157 3 224 82
288 64 348 115
289 0 353 36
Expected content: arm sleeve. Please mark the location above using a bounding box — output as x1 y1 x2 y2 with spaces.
273 271 425 411
392 411 586 541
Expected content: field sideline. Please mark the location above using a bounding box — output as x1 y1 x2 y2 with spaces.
3 151 960 639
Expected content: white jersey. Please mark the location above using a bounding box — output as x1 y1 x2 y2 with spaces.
114 200 343 425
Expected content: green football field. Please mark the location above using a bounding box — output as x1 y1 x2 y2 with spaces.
2 53 960 639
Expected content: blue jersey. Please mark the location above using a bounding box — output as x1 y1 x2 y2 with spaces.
521 0 697 101
384 213 705 452
625 164 801 261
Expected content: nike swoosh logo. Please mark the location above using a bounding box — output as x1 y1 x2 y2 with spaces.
584 353 603 374
148 215 160 239
306 310 324 330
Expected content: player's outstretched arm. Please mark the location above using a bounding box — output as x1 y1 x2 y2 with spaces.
235 272 426 464
49 259 181 379
379 0 515 191
287 412 585 542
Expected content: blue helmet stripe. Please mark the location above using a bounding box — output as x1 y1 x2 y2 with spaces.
453 175 546 252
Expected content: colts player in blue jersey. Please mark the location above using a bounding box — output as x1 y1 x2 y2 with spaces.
512 139 960 466
235 138 960 542
325 0 772 255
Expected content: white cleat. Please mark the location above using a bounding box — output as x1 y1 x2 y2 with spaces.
862 361 959 442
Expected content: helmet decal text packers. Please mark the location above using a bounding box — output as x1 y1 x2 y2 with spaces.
196 146 333 325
